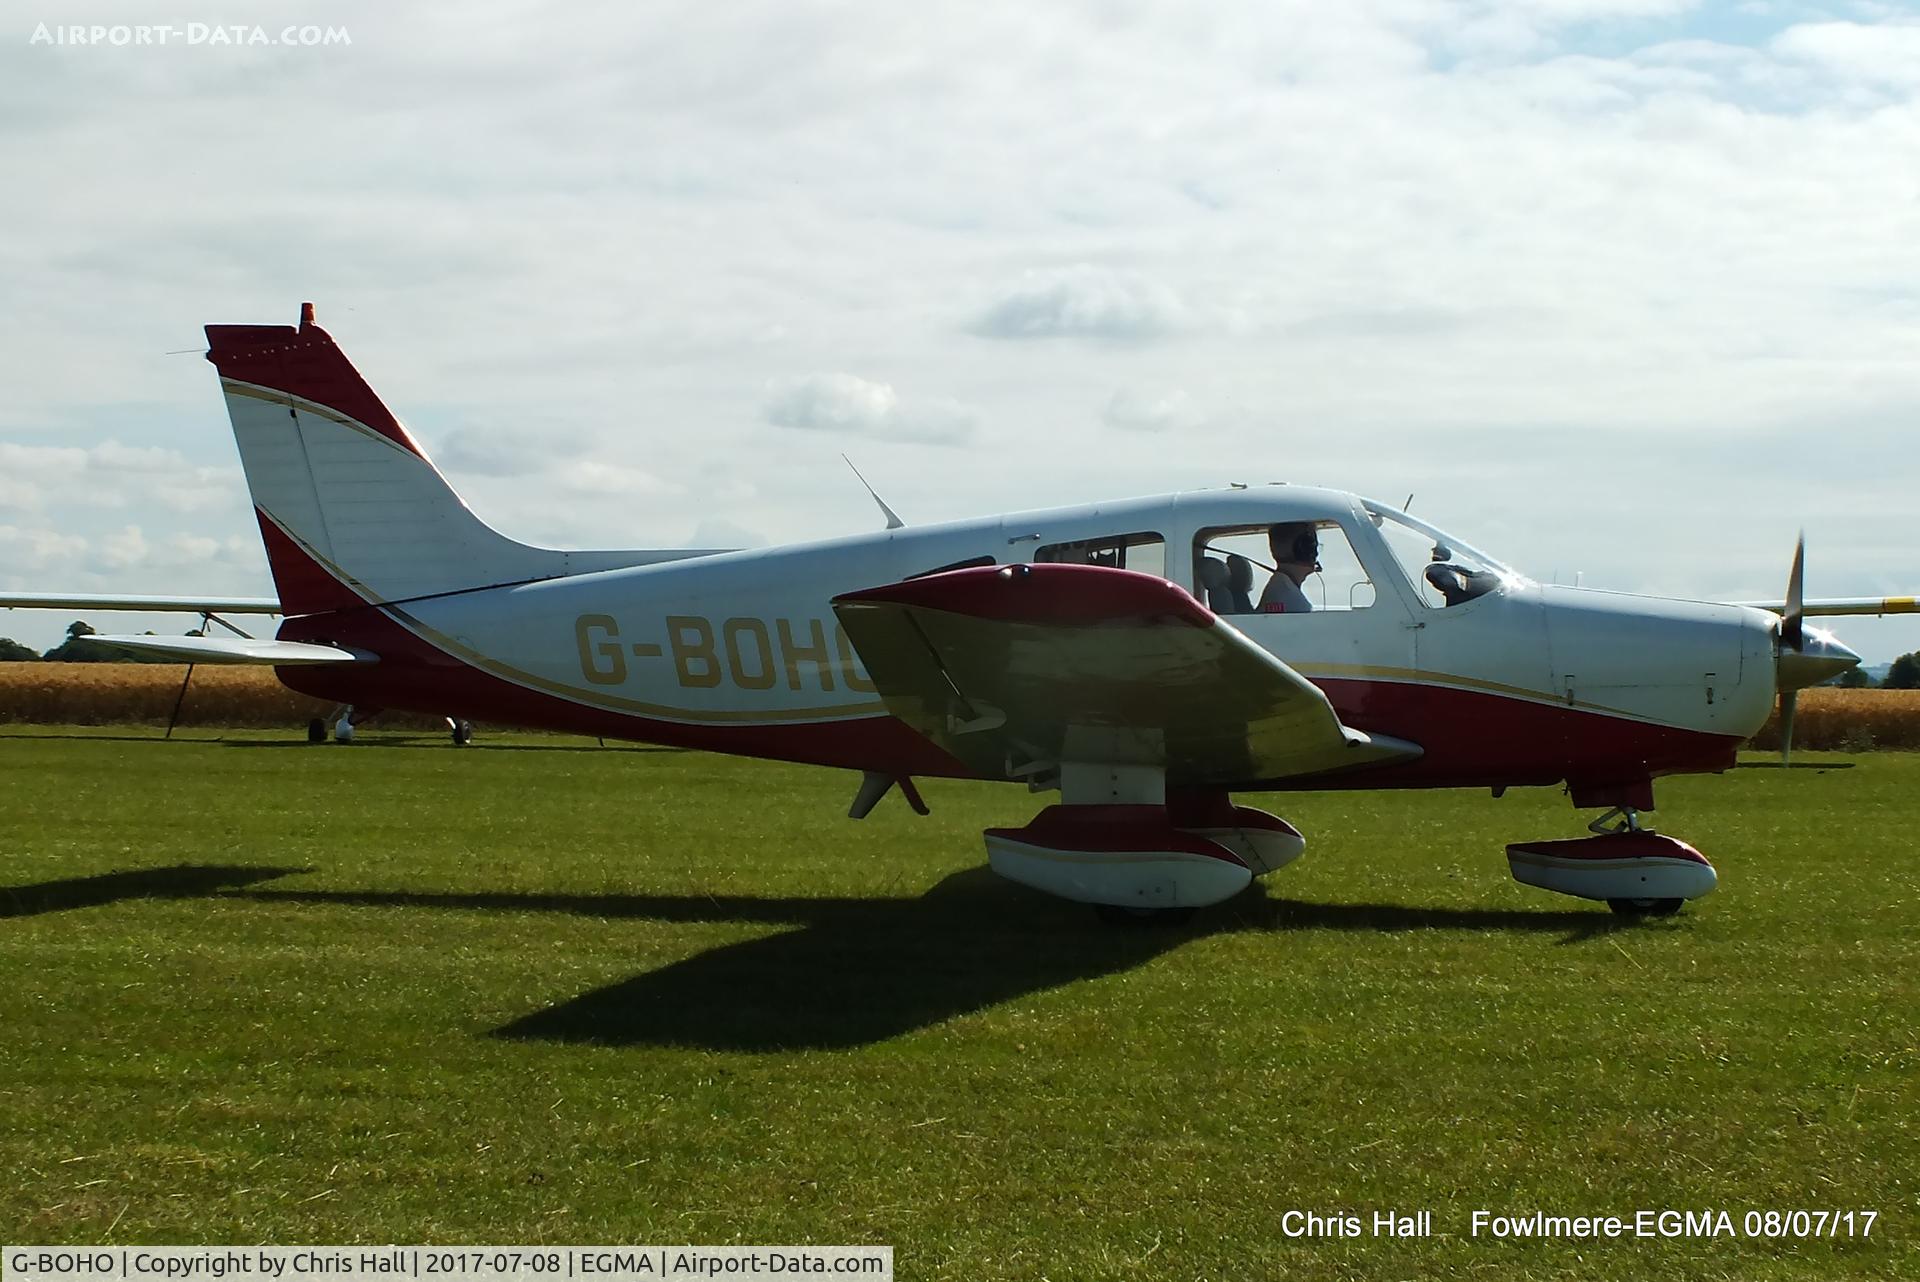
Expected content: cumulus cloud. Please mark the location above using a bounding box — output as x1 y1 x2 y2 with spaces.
1103 388 1209 434
968 266 1191 341
1771 19 1920 91
6 1 1920 661
688 517 766 549
435 428 552 479
0 524 88 575
0 521 258 588
98 524 149 571
764 372 974 445
552 459 680 497
0 441 235 515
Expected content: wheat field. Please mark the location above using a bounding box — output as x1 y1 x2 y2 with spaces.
0 662 446 729
1747 688 1920 751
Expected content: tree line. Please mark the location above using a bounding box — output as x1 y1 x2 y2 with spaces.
0 621 192 664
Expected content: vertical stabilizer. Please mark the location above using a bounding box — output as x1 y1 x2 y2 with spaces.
205 304 713 616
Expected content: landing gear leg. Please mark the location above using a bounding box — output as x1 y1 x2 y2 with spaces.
334 705 383 743
1587 805 1649 835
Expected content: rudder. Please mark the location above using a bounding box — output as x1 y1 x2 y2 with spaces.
206 303 702 616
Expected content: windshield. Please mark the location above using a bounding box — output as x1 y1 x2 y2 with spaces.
1362 501 1527 608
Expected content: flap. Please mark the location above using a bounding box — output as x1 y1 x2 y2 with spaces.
833 564 1419 785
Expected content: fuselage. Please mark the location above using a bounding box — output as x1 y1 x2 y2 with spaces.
277 484 1780 797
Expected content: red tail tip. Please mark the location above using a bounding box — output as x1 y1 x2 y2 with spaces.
299 302 316 330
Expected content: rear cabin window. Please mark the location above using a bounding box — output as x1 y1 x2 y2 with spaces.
1035 531 1165 578
1193 522 1376 614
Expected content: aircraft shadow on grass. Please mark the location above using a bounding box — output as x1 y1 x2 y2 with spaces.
219 869 1627 1053
0 862 1631 1050
0 863 307 918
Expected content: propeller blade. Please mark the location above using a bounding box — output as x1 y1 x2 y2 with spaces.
1779 690 1798 766
1783 532 1805 653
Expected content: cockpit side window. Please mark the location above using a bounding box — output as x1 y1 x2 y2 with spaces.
1193 521 1376 614
1036 531 1166 578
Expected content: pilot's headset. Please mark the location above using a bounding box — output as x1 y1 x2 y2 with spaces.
1273 522 1322 573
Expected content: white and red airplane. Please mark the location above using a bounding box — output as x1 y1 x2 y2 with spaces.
5 305 1910 921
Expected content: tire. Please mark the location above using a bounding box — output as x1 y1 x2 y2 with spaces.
306 719 327 744
1608 897 1683 918
451 720 473 746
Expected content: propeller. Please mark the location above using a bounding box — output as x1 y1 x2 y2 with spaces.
1779 532 1804 764
1770 533 1864 763
1783 532 1805 655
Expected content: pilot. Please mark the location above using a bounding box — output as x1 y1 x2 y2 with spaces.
1259 522 1318 613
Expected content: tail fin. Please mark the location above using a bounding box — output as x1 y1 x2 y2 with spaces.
206 304 697 616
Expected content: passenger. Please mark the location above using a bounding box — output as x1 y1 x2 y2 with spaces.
1260 522 1318 613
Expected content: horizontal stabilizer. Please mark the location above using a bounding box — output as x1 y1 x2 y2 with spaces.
88 635 373 665
0 592 282 614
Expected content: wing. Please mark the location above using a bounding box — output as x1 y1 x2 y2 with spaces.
1733 596 1916 618
832 563 1420 785
85 635 372 665
0 592 282 614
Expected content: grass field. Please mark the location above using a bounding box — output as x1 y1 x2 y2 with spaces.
0 727 1913 1279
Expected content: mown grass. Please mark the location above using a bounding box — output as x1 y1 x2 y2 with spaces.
0 727 1913 1279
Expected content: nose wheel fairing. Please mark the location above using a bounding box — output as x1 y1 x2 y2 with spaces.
1506 831 1717 907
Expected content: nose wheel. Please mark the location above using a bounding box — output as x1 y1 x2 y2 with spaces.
1607 896 1684 918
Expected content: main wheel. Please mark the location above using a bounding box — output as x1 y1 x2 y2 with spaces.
306 718 327 744
1608 897 1683 918
1095 903 1197 927
451 719 473 746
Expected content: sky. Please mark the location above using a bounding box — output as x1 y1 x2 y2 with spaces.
2 0 1916 660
